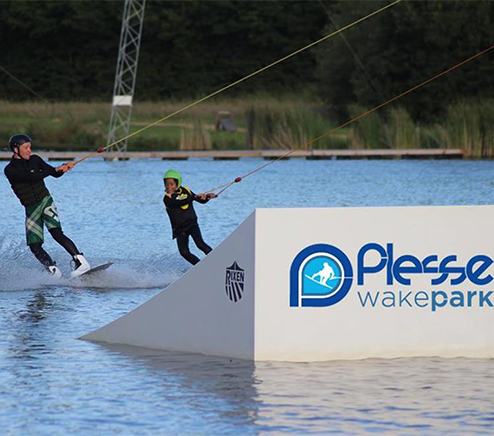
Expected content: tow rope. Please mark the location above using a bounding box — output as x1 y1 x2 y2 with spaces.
205 44 494 196
67 0 402 169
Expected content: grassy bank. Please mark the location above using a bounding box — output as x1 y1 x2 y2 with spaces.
0 98 342 152
1 99 493 157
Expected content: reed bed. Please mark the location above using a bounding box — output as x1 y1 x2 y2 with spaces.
443 100 494 158
245 99 339 150
179 117 212 151
384 108 422 150
1 99 493 157
348 105 385 149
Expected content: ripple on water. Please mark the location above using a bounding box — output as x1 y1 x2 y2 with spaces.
1 159 494 434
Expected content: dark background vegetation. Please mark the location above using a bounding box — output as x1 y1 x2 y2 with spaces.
1 0 493 123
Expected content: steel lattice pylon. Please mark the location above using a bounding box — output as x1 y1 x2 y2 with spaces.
107 0 146 153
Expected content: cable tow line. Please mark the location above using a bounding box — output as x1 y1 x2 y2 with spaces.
205 43 494 197
68 0 402 169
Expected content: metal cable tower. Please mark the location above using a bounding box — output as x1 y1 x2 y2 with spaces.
107 0 146 153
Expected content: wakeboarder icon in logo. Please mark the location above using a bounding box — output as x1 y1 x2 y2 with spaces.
290 243 353 307
225 261 245 302
308 262 335 288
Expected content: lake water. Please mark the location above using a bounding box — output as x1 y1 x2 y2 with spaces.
1 157 494 435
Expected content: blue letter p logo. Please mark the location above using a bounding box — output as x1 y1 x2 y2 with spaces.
290 244 353 307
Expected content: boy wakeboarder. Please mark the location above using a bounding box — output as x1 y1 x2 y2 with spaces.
163 169 216 265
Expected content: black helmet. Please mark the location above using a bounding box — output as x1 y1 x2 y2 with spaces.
9 133 32 152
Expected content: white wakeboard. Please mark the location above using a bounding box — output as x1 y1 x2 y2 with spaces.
74 262 114 279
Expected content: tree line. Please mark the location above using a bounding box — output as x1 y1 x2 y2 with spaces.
1 0 493 123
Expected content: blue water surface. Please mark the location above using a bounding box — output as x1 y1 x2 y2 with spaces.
1 157 494 435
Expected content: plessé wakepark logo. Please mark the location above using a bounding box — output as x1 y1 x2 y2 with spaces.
290 244 353 307
290 242 494 311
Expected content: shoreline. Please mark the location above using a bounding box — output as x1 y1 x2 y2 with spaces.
0 148 464 162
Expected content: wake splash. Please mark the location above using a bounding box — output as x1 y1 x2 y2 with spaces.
67 264 180 290
0 237 184 291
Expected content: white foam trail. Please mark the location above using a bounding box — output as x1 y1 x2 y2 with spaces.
0 236 185 291
1 266 180 291
67 264 180 289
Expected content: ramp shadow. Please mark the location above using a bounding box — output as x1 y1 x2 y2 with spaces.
98 343 260 423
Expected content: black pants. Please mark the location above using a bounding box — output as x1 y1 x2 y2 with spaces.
176 224 212 265
29 228 80 267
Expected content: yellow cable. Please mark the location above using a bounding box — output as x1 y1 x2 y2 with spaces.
73 0 402 165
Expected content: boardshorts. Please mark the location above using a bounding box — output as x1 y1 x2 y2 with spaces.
25 195 61 245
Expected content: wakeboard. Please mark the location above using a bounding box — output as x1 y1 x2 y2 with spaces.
74 262 114 279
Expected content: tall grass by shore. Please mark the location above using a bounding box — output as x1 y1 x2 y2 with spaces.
346 100 494 157
1 99 493 157
245 100 342 150
444 100 494 158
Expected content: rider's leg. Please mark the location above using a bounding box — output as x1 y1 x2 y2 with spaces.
176 231 200 265
29 243 54 267
49 228 79 257
189 225 212 255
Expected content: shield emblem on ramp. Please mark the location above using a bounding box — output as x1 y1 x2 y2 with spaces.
225 261 245 302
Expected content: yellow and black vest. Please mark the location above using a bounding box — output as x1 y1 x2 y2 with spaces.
163 186 199 238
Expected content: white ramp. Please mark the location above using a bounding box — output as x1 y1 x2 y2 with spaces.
82 206 494 361
82 213 256 360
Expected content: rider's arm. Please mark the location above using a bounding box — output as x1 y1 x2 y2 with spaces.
41 156 64 178
192 190 210 204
